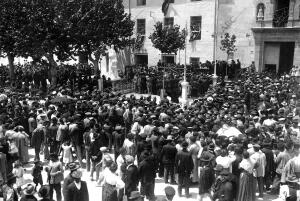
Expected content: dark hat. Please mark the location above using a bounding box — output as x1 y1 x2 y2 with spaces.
214 164 224 172
6 173 16 182
38 185 50 198
67 162 80 172
200 151 214 162
33 159 41 164
49 153 58 159
181 141 188 148
129 191 144 199
220 169 230 176
164 186 176 196
24 184 35 195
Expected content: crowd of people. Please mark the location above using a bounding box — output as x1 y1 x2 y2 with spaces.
0 61 299 201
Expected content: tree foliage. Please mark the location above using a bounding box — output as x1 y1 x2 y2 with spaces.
149 22 186 54
0 0 134 81
220 33 237 58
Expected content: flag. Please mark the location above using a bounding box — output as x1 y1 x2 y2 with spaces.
162 0 171 16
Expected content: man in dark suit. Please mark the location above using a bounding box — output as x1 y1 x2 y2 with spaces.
138 152 157 201
160 135 177 184
175 141 194 198
62 163 79 201
113 125 125 161
66 170 89 201
124 155 139 201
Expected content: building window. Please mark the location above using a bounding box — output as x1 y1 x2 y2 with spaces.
164 17 174 27
137 0 146 6
169 0 174 3
191 0 201 1
256 3 265 21
137 19 146 35
190 57 200 65
190 16 202 41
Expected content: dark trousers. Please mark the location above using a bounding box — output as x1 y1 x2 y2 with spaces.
85 148 91 171
256 176 264 197
164 163 175 183
90 161 100 180
286 186 298 201
49 183 62 201
34 146 40 161
178 173 190 196
140 180 155 200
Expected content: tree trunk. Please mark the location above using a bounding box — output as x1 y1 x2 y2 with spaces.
79 51 89 64
7 53 15 86
88 54 101 76
45 54 58 87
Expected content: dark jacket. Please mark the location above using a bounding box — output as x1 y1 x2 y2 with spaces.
66 181 89 201
160 143 177 164
175 149 194 174
212 174 237 201
20 195 38 201
138 156 157 183
63 174 74 201
31 127 44 148
125 164 139 195
89 140 102 163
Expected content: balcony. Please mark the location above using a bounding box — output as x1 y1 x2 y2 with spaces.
272 7 289 27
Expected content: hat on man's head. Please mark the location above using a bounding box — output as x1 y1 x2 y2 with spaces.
200 151 214 162
165 186 176 196
166 135 173 141
24 184 35 195
71 170 82 179
100 147 108 152
214 164 224 172
6 173 16 182
67 162 80 172
125 155 135 164
38 185 50 198
129 191 144 200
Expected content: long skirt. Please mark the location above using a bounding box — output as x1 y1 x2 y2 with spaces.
102 183 117 201
237 171 256 201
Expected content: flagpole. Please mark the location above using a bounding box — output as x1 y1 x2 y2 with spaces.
212 0 219 87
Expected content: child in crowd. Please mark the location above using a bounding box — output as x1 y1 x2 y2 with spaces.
12 161 25 194
62 140 73 168
32 160 43 190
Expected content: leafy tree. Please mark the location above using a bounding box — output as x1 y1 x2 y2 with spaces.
0 0 32 83
59 0 134 75
220 33 237 59
149 22 186 55
0 0 134 84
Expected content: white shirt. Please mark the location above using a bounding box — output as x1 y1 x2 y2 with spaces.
74 181 81 190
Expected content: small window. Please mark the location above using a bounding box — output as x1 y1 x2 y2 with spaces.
137 19 146 35
169 0 175 3
164 17 174 27
190 16 202 41
137 0 146 6
190 57 200 65
191 0 201 1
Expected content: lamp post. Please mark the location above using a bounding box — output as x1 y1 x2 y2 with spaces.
180 21 189 107
212 0 219 87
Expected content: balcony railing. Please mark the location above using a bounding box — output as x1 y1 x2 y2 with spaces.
273 7 289 27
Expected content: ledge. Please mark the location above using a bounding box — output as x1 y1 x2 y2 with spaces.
251 27 300 33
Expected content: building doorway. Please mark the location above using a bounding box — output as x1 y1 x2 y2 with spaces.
264 42 294 75
278 42 295 75
135 54 148 65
